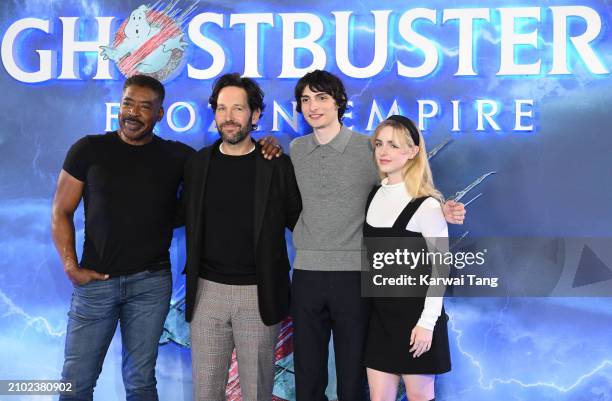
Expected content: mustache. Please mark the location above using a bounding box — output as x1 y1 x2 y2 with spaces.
122 116 144 125
220 121 242 128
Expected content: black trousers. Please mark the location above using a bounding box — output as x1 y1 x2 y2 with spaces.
291 270 370 401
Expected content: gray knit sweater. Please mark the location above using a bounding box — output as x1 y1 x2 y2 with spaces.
289 125 379 271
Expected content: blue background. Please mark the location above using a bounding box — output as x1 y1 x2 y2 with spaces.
1 0 611 400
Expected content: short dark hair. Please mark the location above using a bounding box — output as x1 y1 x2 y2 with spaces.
295 70 348 121
123 74 165 104
209 73 265 116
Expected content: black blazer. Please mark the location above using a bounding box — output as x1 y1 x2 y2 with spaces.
183 140 302 325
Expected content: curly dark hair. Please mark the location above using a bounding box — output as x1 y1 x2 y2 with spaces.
294 70 348 122
209 73 266 122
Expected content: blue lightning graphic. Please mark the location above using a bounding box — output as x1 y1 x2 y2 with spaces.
448 308 612 396
0 290 66 338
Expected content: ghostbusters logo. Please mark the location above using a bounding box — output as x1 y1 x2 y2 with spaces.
100 4 189 82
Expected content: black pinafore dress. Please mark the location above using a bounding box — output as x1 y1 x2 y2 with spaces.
363 186 451 374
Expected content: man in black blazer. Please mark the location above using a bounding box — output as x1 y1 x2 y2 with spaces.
182 73 302 401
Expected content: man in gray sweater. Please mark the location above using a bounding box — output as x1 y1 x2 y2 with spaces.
289 70 465 401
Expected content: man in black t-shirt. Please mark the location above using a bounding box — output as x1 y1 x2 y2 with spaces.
182 73 302 401
52 75 192 400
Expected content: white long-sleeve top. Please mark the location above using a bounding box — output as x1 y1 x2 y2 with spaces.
366 178 448 331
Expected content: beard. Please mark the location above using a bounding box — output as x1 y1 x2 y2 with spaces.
218 120 252 145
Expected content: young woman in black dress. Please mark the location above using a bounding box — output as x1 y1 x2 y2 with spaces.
364 115 451 401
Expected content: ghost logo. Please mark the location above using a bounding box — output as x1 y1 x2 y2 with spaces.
100 3 196 82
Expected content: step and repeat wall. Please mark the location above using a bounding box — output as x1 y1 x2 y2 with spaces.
1 0 611 400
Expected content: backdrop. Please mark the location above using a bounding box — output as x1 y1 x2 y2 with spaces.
1 0 611 400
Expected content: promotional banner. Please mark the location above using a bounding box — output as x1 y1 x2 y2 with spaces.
1 0 611 400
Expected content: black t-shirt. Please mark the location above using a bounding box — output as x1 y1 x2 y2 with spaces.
200 144 256 285
62 131 194 276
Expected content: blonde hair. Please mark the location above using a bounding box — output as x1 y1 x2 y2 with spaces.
371 119 443 202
